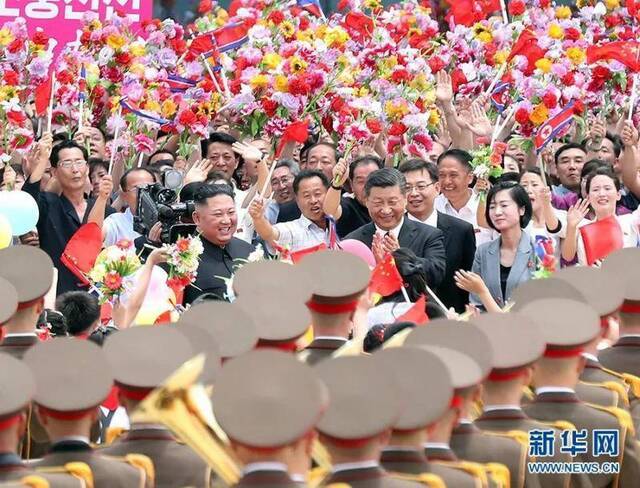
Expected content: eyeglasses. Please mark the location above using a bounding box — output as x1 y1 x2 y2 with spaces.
271 176 293 186
405 182 435 193
58 160 87 170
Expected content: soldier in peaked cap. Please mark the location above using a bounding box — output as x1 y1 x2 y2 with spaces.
0 247 54 360
554 266 632 411
297 250 371 364
0 278 18 341
100 326 215 488
404 322 536 488
600 248 640 377
212 349 327 487
520 298 640 488
472 312 591 488
232 260 314 303
24 339 153 488
313 355 424 488
373 347 452 487
0 354 85 487
179 301 258 360
171 319 222 386
509 276 586 312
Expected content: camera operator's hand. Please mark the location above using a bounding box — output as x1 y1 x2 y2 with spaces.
147 222 163 244
183 159 213 186
232 141 264 163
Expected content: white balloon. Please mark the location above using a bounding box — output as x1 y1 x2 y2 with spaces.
0 191 39 236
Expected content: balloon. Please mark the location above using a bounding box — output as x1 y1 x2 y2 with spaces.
0 214 11 249
0 191 39 236
339 239 376 268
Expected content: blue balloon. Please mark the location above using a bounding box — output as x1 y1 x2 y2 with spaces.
0 191 39 236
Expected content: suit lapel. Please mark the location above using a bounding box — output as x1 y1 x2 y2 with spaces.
360 223 376 248
436 212 451 247
505 232 532 299
398 217 418 248
485 239 504 304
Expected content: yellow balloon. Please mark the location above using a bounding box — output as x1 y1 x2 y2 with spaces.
133 301 173 326
0 214 11 250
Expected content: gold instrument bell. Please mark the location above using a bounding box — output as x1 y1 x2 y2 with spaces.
130 354 241 486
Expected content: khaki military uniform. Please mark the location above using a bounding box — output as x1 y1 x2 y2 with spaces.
234 468 300 487
101 426 213 488
319 465 425 487
0 335 39 361
599 337 640 378
300 338 348 365
524 391 640 488
0 454 84 487
34 441 151 488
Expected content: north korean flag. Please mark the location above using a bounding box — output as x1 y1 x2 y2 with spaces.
491 82 511 113
297 0 324 18
212 21 249 53
534 101 575 153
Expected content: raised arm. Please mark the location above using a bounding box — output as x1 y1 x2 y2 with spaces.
248 196 280 243
560 199 590 262
620 121 640 198
322 158 347 220
88 175 113 229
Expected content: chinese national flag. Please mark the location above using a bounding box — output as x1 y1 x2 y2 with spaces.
60 223 103 285
445 0 501 27
290 243 328 264
369 253 404 299
586 42 640 72
35 78 52 117
395 295 429 326
508 29 546 75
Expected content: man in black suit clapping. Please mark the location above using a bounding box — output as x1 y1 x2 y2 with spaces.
399 160 476 313
346 168 446 289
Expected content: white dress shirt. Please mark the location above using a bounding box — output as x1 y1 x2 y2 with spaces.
435 192 496 245
408 210 438 228
273 214 326 252
375 217 405 239
103 208 140 247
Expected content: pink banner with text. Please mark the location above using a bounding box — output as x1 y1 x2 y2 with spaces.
0 0 153 52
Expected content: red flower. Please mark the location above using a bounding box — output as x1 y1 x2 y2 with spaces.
198 0 213 14
565 28 581 41
484 43 497 66
176 238 190 252
408 32 431 50
268 10 285 25
542 93 557 109
115 52 132 65
230 79 242 95
413 133 433 152
562 72 575 86
7 39 23 54
391 69 411 84
515 108 530 125
31 31 49 47
539 0 550 7
56 70 74 84
169 38 187 55
3 70 19 86
593 65 611 82
428 56 445 73
261 98 278 117
450 69 467 93
7 110 27 126
388 122 407 136
366 118 383 134
299 16 310 30
288 76 311 96
104 271 123 291
604 14 622 29
330 97 345 112
508 0 525 16
178 109 198 126
307 72 324 90
572 100 585 115
116 239 132 250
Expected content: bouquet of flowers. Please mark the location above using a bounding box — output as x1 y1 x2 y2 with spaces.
165 235 205 294
469 141 505 197
88 240 142 303
532 235 557 279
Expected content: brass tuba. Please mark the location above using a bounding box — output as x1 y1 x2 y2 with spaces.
130 354 241 486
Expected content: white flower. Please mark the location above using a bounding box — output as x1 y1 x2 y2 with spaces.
473 165 490 180
247 244 265 262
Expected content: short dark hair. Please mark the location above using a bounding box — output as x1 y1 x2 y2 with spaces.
194 183 235 205
436 149 473 171
364 168 406 198
306 142 338 161
519 167 552 190
363 322 416 353
399 159 438 183
581 159 608 179
55 292 100 336
50 139 88 167
485 181 532 230
88 159 108 175
605 132 623 158
201 131 238 157
585 166 621 193
498 172 521 184
348 155 383 181
292 169 329 194
148 149 176 165
119 167 155 192
554 143 586 166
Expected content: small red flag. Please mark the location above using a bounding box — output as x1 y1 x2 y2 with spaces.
586 41 640 73
395 295 429 326
276 120 309 157
579 216 624 266
290 242 328 264
369 253 404 298
35 78 52 117
60 223 103 285
189 33 217 57
508 29 546 75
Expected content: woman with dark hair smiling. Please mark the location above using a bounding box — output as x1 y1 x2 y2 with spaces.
455 181 536 312
562 166 640 266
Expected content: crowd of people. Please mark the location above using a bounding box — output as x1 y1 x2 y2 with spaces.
2 0 640 487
